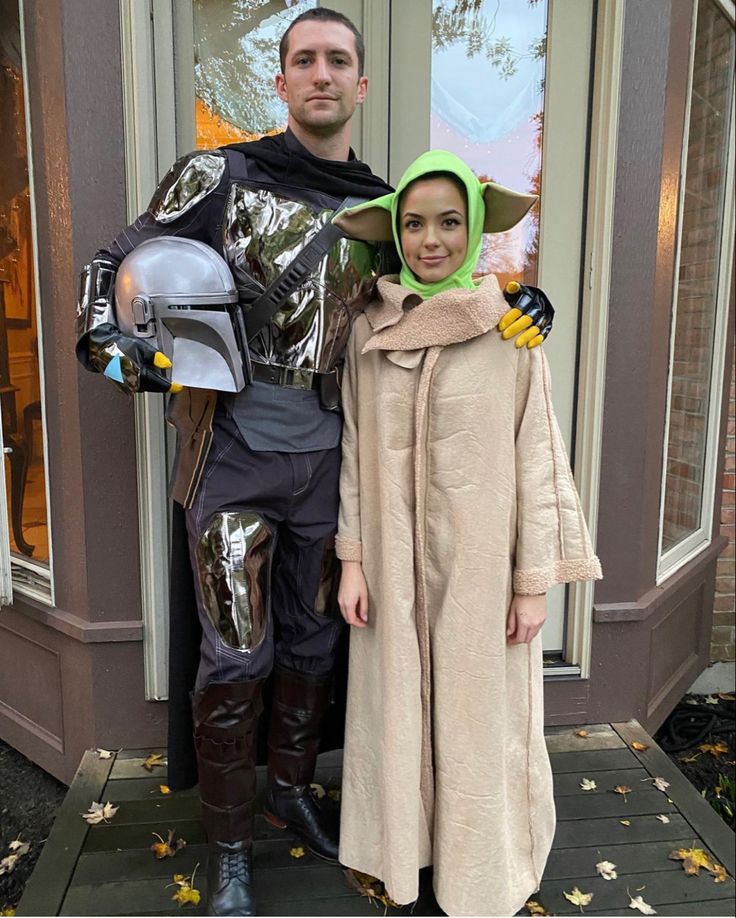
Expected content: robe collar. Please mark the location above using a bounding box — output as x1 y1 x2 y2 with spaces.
362 274 508 355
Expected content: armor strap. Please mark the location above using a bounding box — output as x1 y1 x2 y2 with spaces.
243 194 364 342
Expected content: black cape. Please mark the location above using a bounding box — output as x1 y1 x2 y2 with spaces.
166 132 393 790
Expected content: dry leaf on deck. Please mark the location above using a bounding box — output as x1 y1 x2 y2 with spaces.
563 886 593 910
652 777 670 793
95 748 114 759
698 741 729 758
631 741 649 752
575 730 589 738
628 894 656 915
81 801 119 825
620 819 631 826
596 860 618 880
711 864 727 883
151 829 187 859
656 814 670 823
526 900 552 916
669 847 714 876
289 846 306 859
718 692 735 701
159 785 172 795
168 866 201 907
613 785 632 801
580 778 597 791
142 752 166 772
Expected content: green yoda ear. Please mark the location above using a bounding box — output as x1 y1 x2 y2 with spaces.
482 182 538 234
332 192 395 242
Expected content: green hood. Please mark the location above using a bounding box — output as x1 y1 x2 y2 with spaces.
333 149 537 298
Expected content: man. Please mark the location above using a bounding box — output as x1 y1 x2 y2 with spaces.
76 9 552 916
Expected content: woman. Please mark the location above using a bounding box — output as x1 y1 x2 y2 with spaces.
333 150 602 917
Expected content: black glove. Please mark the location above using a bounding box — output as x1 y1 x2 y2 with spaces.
87 324 178 394
499 281 555 349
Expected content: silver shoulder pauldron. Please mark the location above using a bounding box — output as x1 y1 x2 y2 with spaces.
148 150 226 225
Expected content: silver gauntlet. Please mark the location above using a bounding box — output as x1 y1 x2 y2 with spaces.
75 256 118 366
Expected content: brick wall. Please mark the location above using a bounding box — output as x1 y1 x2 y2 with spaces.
713 351 735 662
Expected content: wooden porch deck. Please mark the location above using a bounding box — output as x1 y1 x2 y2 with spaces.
16 722 735 917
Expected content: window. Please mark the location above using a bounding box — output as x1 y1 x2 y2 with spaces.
0 0 53 603
659 0 735 578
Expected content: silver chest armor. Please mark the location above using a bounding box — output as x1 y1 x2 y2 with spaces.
223 185 376 376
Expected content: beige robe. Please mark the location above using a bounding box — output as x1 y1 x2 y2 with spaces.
335 274 602 917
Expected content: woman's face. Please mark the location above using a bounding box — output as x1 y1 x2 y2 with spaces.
399 177 468 284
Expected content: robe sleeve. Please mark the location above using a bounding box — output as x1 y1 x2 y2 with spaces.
335 329 363 562
513 347 602 595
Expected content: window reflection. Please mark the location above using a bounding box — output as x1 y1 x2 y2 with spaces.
431 0 547 287
0 1 49 566
193 0 316 148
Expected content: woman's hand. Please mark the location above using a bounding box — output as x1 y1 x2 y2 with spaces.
338 561 369 628
507 594 547 644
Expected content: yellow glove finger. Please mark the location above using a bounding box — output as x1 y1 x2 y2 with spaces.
498 307 522 332
515 325 540 349
154 351 173 370
501 314 533 340
526 333 545 350
169 382 183 394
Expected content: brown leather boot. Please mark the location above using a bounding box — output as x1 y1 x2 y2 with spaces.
262 666 339 862
193 680 263 917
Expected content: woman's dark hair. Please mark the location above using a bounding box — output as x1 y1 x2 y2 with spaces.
279 8 365 76
397 171 468 220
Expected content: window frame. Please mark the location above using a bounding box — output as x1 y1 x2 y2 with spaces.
656 0 736 585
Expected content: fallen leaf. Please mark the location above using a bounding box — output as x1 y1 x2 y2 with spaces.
563 886 593 910
580 778 597 791
718 692 735 701
81 801 119 825
151 830 186 859
628 894 656 915
653 777 670 792
680 752 701 763
686 697 700 705
698 741 729 758
1 909 16 916
620 819 631 826
95 748 114 759
669 847 714 876
614 785 632 801
525 900 551 916
327 788 341 801
596 860 618 880
7 840 29 856
289 846 306 859
0 855 20 877
704 694 719 705
159 785 172 795
142 752 166 772
309 783 326 799
575 730 589 738
711 863 727 883
656 814 670 823
631 741 649 752
168 866 201 907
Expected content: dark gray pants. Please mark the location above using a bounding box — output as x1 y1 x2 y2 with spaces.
186 411 344 692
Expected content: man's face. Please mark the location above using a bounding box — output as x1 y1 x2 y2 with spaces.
276 21 368 135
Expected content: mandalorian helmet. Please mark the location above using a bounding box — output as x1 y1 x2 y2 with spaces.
115 236 247 392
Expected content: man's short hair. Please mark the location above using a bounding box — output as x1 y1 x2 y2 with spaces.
279 7 365 76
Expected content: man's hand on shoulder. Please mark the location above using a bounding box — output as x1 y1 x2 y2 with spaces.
499 281 554 349
88 325 182 395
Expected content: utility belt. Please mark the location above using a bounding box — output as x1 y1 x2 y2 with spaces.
250 361 341 412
